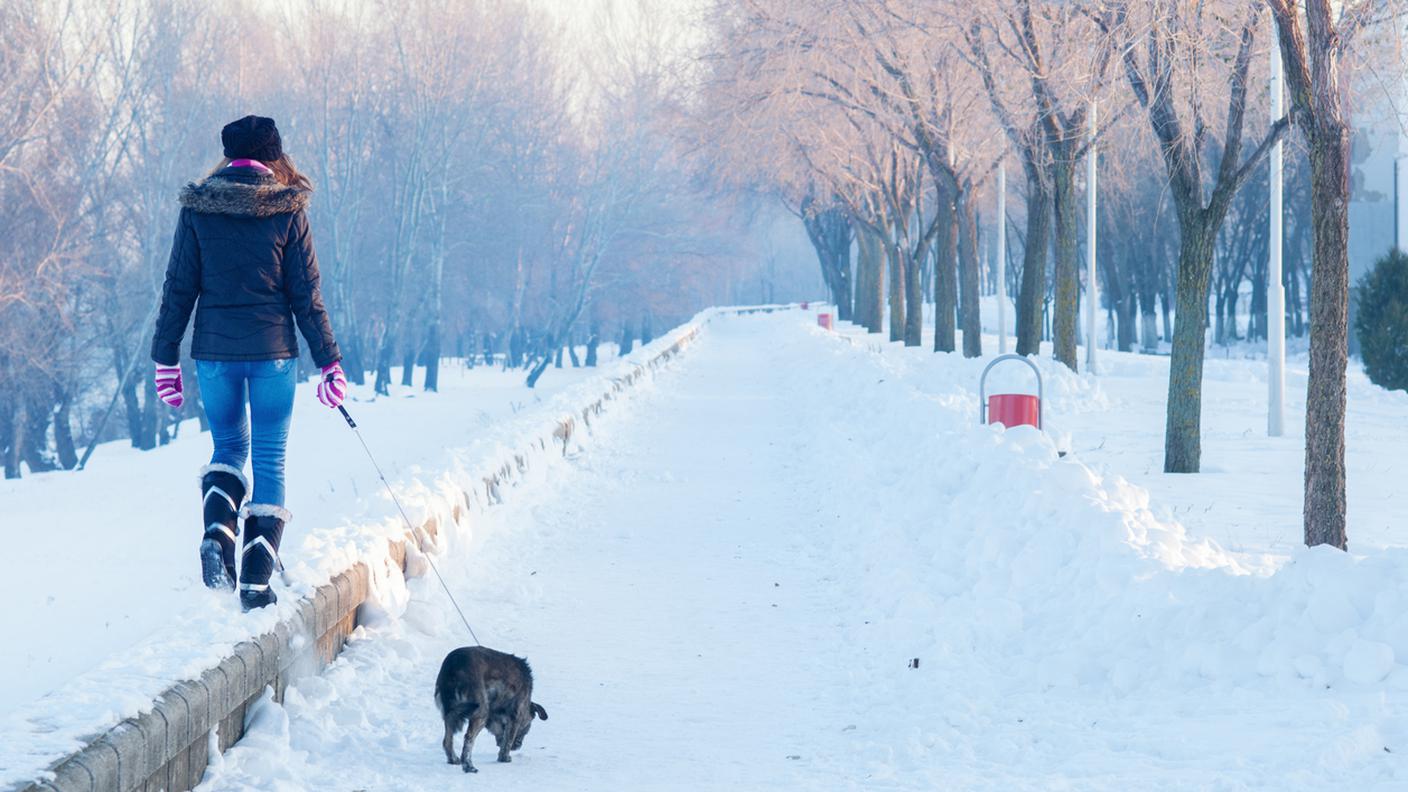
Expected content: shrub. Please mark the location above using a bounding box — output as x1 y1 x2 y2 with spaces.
1354 248 1408 392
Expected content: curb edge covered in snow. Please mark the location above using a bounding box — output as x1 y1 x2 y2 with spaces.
10 305 793 792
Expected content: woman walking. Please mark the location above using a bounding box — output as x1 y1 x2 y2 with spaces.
150 115 348 611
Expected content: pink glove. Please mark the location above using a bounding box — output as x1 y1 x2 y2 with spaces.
155 363 184 408
317 361 347 408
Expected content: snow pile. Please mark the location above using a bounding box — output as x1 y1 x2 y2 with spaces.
815 322 1408 690
807 319 1407 785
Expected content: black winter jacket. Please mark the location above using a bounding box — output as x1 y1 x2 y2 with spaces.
150 167 340 368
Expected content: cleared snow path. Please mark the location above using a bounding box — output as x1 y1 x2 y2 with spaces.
197 312 1407 791
200 316 870 790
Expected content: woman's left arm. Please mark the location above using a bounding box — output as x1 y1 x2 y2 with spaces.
282 210 341 368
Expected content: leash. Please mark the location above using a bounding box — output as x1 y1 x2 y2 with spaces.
336 401 482 646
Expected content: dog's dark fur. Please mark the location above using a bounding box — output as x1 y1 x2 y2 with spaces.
435 646 548 774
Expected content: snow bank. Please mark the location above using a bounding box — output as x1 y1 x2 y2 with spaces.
818 321 1408 694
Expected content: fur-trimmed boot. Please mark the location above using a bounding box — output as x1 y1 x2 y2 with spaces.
239 505 289 611
200 464 248 590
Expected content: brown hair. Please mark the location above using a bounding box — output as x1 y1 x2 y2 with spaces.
209 153 313 191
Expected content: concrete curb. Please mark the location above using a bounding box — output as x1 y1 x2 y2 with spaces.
9 306 790 792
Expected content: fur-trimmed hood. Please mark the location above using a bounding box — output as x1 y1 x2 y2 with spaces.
179 169 310 218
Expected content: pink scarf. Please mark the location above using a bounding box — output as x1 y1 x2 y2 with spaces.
229 158 273 173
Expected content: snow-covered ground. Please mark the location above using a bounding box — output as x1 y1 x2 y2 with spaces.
968 295 1407 561
189 310 1406 790
0 348 631 784
7 308 1408 790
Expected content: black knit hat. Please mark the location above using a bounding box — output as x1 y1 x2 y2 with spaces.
221 115 282 162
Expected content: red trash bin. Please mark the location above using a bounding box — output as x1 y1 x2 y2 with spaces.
817 313 833 330
979 354 1043 429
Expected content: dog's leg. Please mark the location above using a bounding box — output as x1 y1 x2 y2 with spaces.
496 722 516 763
460 713 487 774
442 719 458 765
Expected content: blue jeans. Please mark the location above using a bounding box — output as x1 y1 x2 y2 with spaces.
196 359 297 507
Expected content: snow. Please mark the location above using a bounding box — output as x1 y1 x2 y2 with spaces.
0 341 645 785
6 308 1408 789
194 311 1404 790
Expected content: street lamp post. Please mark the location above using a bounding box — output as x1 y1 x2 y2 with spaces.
1086 100 1099 374
1268 36 1286 437
997 160 1008 354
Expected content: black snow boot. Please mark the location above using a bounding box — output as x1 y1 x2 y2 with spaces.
238 505 289 611
199 464 248 590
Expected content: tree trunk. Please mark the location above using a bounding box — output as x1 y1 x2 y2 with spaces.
375 331 394 395
620 324 634 356
1250 267 1267 341
1225 283 1241 342
525 356 551 388
54 390 78 470
1214 289 1228 345
400 344 416 387
1017 173 1050 357
1290 257 1305 337
1050 159 1080 370
20 389 56 473
1119 293 1137 352
956 188 982 358
1161 286 1174 342
933 193 957 352
836 242 853 321
1141 306 1159 353
342 335 366 386
856 224 885 333
120 363 142 447
1163 223 1217 473
887 230 905 343
1303 122 1350 549
424 322 441 393
802 206 853 320
903 245 924 348
3 396 22 479
135 377 158 451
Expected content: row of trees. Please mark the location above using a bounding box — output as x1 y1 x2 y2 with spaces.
0 0 801 479
700 0 1387 550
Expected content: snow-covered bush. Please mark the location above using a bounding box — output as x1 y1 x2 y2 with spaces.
1354 248 1408 392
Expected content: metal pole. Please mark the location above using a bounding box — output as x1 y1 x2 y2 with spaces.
997 160 1008 354
1268 34 1286 437
1085 100 1098 374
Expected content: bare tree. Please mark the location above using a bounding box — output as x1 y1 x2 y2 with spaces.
1112 0 1289 473
965 0 1113 369
1266 0 1381 549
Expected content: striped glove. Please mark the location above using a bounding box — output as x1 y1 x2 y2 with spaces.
317 361 347 408
155 363 184 408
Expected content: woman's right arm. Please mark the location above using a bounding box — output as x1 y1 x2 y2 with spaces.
150 208 201 366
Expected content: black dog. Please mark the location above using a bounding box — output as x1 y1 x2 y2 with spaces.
435 646 549 773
